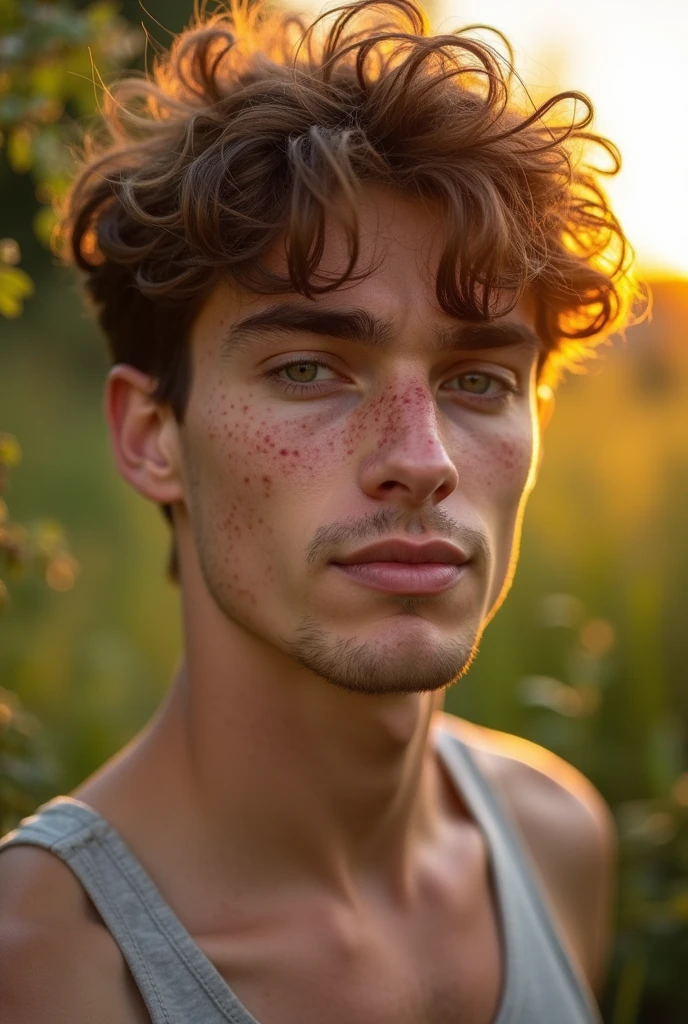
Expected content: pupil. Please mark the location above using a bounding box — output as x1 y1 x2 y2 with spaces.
462 373 490 394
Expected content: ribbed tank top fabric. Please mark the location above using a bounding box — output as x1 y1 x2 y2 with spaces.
0 726 601 1024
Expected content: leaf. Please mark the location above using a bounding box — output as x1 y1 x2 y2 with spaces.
0 264 33 317
7 124 33 173
0 434 22 468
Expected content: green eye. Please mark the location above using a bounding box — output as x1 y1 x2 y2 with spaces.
459 372 492 394
284 362 319 383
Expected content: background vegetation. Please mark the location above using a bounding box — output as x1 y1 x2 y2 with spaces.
1 2 687 1022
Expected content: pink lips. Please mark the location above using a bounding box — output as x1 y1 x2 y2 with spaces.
331 539 468 595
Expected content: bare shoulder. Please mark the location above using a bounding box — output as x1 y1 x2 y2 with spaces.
436 712 616 993
0 844 150 1023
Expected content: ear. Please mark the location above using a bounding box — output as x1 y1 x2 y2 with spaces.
104 365 184 506
535 384 555 473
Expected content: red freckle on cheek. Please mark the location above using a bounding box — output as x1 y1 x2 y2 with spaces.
279 449 288 456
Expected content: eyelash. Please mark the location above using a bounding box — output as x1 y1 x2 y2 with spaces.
263 358 519 405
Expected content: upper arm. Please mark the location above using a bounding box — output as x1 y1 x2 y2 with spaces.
0 846 151 1024
437 713 617 993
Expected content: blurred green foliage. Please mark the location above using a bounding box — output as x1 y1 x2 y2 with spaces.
0 0 136 846
1 3 688 1022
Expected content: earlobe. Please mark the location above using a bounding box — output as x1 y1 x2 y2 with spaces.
104 365 185 506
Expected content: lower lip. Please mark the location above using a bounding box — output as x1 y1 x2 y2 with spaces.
332 562 466 595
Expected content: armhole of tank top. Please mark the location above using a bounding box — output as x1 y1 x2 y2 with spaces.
0 804 173 1024
436 727 602 1023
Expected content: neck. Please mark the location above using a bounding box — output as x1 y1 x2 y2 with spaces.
84 536 457 922
162 665 444 897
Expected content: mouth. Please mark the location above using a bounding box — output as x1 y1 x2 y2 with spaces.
330 539 469 596
331 561 467 595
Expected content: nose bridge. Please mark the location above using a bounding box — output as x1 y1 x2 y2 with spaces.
359 374 459 506
380 377 444 453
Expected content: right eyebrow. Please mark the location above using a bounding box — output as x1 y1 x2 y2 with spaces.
221 303 394 356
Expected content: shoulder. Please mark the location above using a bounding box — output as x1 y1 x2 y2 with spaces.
436 712 616 993
0 843 150 1023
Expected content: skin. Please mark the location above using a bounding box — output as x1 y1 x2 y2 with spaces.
0 190 614 1024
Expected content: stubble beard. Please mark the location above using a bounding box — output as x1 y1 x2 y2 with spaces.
283 607 483 696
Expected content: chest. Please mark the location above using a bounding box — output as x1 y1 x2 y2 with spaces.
196 861 504 1024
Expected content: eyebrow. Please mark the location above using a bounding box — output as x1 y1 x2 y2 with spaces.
221 302 542 357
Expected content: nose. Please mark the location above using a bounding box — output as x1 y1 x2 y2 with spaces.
359 383 459 508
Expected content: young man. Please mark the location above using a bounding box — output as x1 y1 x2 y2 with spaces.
0 1 634 1021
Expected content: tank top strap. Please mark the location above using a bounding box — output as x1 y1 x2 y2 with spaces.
434 725 601 1023
0 798 259 1024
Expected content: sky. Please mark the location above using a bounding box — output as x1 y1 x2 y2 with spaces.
435 0 688 278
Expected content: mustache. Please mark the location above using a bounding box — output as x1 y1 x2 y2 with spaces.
305 506 489 568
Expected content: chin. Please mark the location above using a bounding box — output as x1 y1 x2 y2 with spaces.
285 615 481 696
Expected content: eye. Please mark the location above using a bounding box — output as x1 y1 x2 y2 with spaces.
282 362 327 384
457 372 493 395
263 357 342 394
443 370 517 403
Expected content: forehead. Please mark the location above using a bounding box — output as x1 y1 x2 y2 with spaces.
193 188 539 356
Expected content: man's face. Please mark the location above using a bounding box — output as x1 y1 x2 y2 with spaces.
175 191 544 695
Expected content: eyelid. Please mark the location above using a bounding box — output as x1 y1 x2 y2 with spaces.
441 366 519 389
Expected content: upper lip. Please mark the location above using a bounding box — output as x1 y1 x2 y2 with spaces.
333 539 469 566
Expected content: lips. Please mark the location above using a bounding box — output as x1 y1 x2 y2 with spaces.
333 539 468 566
331 539 469 595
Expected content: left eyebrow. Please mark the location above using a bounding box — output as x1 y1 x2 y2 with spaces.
221 301 542 357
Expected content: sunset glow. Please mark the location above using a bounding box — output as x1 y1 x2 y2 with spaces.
437 0 688 279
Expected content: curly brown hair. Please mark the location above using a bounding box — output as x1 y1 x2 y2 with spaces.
60 0 638 576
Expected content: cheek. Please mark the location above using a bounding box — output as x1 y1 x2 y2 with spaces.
218 401 355 489
464 424 535 500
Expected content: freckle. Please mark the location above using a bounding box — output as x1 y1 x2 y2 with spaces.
258 518 263 524
262 475 270 483
279 448 288 456
292 450 299 456
242 405 248 413
244 476 250 484
347 449 353 455
264 436 271 444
